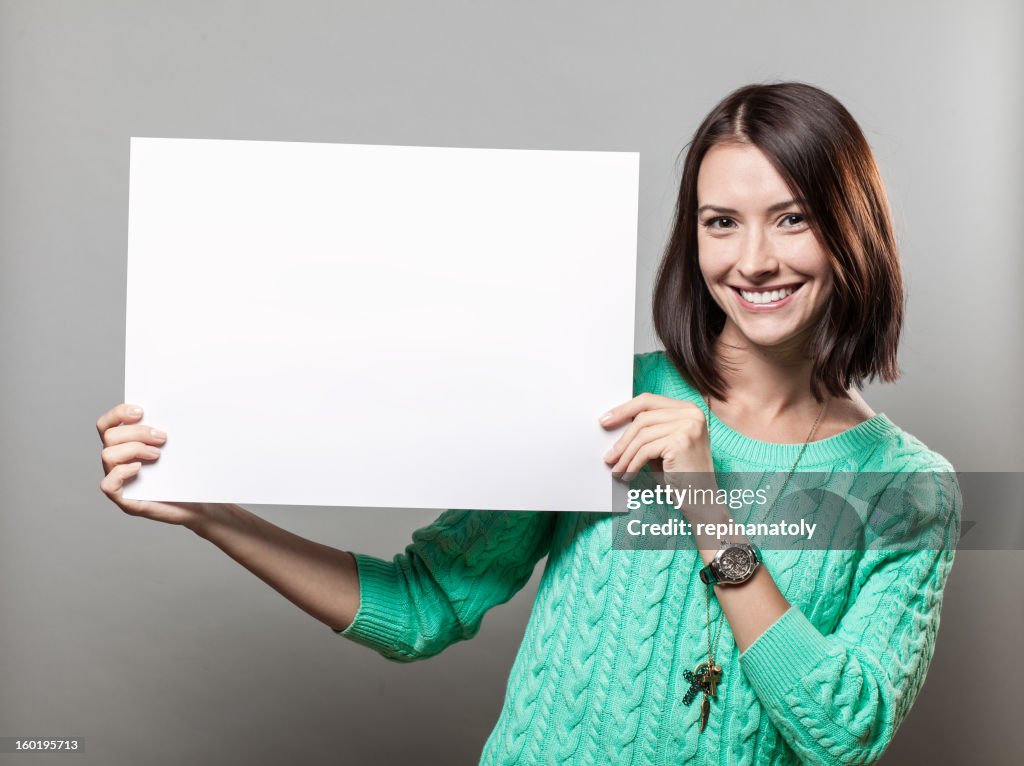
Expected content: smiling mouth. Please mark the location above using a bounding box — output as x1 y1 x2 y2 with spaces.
731 283 804 305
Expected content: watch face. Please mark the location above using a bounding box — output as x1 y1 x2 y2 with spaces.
717 547 754 582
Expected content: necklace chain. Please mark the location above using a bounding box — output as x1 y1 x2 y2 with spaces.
696 392 828 721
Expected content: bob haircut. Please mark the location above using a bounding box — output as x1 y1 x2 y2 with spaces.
652 81 903 403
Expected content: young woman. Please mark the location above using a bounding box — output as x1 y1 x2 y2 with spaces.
97 82 960 765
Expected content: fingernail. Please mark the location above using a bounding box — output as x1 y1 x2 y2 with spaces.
603 449 615 461
128 406 143 417
150 429 167 440
599 411 613 424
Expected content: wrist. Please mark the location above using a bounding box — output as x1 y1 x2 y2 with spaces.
698 540 763 586
184 502 244 539
685 499 733 528
686 503 739 564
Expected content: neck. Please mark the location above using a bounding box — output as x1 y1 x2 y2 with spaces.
711 322 825 421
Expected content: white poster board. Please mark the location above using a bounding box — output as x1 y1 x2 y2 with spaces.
123 137 638 512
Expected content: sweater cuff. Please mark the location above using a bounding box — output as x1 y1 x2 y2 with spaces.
739 604 832 702
333 552 413 658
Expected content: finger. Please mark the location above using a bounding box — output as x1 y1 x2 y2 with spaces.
604 409 679 464
620 437 675 482
598 393 696 428
96 403 144 443
99 461 143 503
610 422 678 477
101 441 162 474
103 423 167 449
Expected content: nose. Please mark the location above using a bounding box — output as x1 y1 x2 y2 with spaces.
736 226 779 280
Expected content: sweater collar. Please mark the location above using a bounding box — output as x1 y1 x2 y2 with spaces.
658 357 900 468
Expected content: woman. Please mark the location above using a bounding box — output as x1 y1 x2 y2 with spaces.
97 82 960 765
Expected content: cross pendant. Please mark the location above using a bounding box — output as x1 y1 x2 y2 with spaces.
681 666 708 706
681 660 722 705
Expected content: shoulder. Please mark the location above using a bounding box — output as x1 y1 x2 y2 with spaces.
863 420 957 474
632 350 702 402
859 422 961 539
632 350 666 393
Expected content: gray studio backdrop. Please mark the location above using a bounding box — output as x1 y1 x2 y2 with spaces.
2 1 1022 765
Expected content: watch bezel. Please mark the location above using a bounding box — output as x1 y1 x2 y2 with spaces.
707 541 761 585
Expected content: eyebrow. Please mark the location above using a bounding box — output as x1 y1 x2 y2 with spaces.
696 198 804 216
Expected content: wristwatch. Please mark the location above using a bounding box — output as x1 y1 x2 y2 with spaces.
698 541 762 585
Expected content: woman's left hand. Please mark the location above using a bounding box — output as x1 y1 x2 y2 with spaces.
599 393 715 482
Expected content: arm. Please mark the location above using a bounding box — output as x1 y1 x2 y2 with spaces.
335 508 558 663
736 466 962 766
186 503 361 632
187 504 558 661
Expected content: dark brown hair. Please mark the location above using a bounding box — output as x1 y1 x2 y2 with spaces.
652 82 903 402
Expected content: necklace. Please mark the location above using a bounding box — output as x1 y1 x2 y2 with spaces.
683 392 829 734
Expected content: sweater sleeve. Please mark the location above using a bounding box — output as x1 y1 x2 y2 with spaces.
333 508 558 662
738 463 962 766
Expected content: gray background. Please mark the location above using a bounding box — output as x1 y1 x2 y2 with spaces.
1 1 1022 764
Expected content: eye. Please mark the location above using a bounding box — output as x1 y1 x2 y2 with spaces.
779 213 808 228
701 216 736 231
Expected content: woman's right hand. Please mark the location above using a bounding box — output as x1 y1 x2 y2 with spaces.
97 402 220 529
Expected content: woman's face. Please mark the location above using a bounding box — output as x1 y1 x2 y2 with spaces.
696 142 833 352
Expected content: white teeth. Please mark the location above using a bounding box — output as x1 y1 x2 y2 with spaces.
739 286 796 304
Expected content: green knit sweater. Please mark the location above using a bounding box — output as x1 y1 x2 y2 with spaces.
335 351 961 765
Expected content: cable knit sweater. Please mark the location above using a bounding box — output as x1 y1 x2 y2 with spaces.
334 350 961 765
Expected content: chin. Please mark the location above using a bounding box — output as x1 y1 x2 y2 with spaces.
732 323 809 349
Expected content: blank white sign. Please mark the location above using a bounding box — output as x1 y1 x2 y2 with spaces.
123 137 638 512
